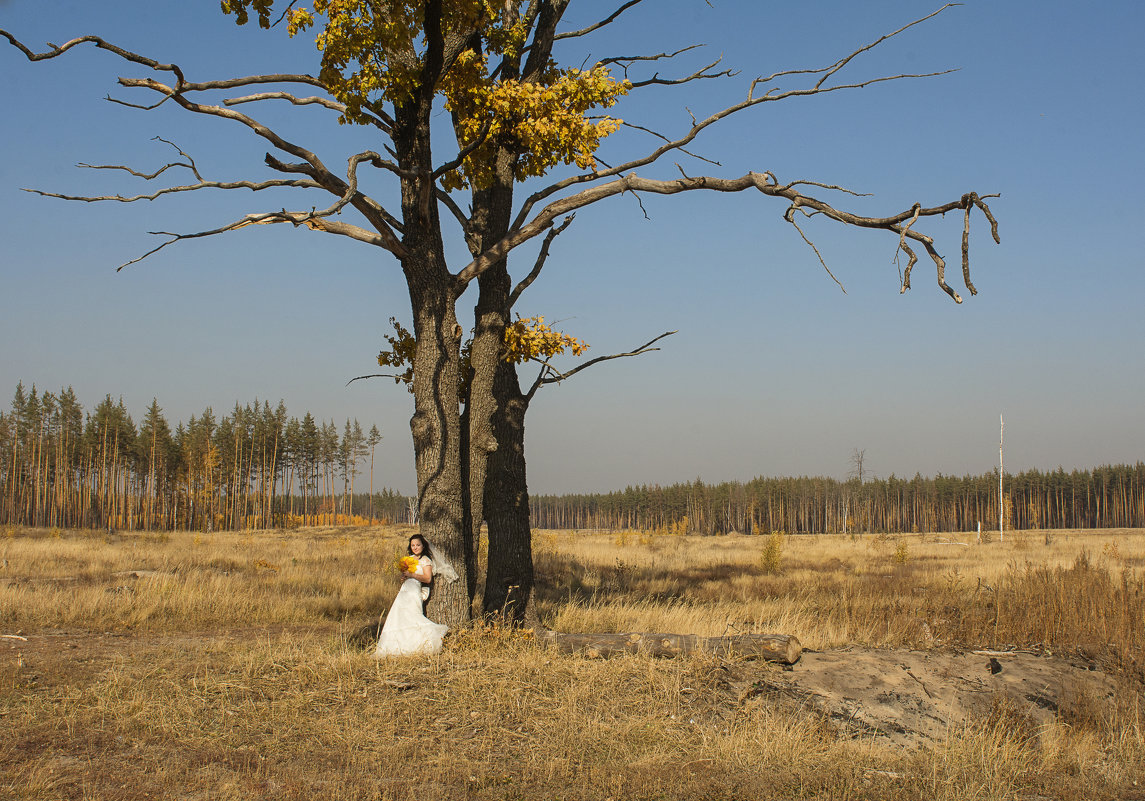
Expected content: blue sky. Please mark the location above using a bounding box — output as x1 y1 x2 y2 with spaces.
1 1 1142 495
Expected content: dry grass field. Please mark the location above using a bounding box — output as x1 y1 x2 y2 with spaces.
2 524 1143 800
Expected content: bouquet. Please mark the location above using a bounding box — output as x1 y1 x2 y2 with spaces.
397 555 421 574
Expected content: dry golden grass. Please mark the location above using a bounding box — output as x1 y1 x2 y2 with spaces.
537 528 1145 660
2 525 1144 800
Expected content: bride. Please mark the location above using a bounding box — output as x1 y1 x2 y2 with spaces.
374 534 458 657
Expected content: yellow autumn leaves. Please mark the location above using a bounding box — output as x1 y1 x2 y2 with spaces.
377 315 588 388
223 0 628 186
502 315 588 365
440 51 628 189
376 317 416 389
397 554 421 574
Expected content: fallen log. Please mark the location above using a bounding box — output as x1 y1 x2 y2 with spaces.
536 630 802 664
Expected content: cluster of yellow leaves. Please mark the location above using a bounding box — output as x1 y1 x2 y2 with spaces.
441 54 628 189
377 316 416 392
502 315 588 365
223 1 627 183
377 315 587 388
398 554 421 573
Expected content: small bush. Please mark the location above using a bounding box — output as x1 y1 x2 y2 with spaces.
760 530 784 575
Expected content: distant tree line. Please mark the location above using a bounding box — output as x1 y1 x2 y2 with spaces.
0 382 408 531
532 465 1145 534
5 382 1140 535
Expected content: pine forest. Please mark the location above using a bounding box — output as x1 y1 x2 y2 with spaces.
2 382 1141 534
0 382 404 531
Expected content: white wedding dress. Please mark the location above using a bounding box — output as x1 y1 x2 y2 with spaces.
374 556 449 657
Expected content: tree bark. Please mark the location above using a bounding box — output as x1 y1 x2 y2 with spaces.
537 630 802 664
463 146 522 617
396 95 470 627
481 367 535 623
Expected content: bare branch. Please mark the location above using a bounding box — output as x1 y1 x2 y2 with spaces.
597 46 737 89
269 0 301 29
346 373 406 386
23 136 327 202
897 241 918 294
435 187 470 234
973 192 1002 243
105 92 170 111
814 3 959 89
22 176 321 203
109 145 411 270
461 171 998 304
112 69 407 252
922 238 959 302
961 202 975 295
629 62 737 89
895 203 922 258
432 116 495 180
512 69 958 232
784 210 847 294
263 153 405 238
526 330 677 400
777 180 870 198
554 0 649 41
512 6 964 231
599 44 704 68
74 135 200 181
509 215 575 309
0 30 396 198
177 74 328 92
225 91 342 112
222 90 394 134
116 209 394 272
618 121 722 167
0 31 186 86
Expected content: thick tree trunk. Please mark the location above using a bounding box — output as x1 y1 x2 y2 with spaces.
464 150 518 615
537 631 803 664
397 97 470 628
481 368 534 623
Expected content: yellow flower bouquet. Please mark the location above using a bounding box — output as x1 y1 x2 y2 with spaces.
397 555 420 574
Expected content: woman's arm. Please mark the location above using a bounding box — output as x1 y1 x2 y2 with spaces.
402 562 434 584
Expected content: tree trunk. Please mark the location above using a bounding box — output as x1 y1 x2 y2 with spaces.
406 275 470 627
537 630 802 664
464 149 519 614
482 366 534 623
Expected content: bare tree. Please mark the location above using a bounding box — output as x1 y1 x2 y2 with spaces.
850 448 868 485
1 2 999 626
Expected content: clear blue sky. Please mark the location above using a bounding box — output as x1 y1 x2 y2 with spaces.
1 1 1142 495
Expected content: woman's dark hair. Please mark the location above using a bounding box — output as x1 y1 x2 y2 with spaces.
407 534 434 559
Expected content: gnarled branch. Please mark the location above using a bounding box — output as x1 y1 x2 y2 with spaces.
463 171 999 303
22 138 322 203
117 209 392 272
512 6 964 233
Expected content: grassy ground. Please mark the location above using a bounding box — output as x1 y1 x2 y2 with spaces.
2 525 1143 800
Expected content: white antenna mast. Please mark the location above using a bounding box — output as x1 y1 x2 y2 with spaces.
999 413 1004 543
